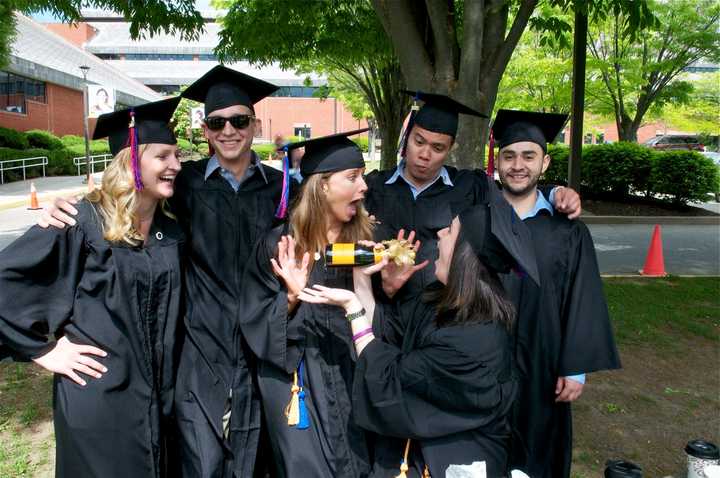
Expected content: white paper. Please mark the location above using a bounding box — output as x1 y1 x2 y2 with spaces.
445 461 487 478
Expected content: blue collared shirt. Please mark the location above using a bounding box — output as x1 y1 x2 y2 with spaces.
385 160 453 199
204 151 268 191
522 190 586 385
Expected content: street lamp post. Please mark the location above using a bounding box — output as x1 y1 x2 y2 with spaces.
79 65 91 183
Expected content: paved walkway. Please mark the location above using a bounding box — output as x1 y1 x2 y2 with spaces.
0 174 103 211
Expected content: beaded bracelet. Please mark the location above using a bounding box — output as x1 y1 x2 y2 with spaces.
352 327 374 342
345 308 366 322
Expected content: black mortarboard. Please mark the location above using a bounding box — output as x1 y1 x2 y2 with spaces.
288 128 368 176
182 65 279 116
458 177 540 285
492 109 568 153
404 90 486 137
92 96 180 157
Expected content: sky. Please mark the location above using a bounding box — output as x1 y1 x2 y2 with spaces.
31 0 215 22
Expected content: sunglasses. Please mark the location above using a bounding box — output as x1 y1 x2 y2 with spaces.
204 114 256 131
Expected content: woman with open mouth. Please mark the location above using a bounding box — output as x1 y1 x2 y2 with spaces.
0 97 185 478
240 128 425 477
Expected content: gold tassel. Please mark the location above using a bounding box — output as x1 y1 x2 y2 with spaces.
422 464 431 477
284 370 300 426
395 439 412 478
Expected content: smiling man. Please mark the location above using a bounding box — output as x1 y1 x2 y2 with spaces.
363 92 582 299
171 65 285 478
492 109 621 478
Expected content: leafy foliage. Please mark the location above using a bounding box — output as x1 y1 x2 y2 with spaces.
650 151 719 204
0 127 30 149
25 130 63 150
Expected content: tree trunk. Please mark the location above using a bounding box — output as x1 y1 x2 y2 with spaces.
617 114 639 142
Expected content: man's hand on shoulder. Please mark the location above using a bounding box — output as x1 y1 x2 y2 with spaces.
38 196 79 229
553 186 581 220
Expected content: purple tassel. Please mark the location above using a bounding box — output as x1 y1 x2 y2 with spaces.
129 110 143 191
274 146 290 218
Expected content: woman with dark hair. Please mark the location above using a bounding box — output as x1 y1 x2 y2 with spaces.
298 202 525 478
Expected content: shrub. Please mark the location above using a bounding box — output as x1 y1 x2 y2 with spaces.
581 142 653 197
176 138 192 151
253 143 277 160
650 150 720 204
196 143 210 156
60 135 85 148
543 144 570 185
25 130 63 150
352 136 369 152
0 147 51 181
0 127 29 149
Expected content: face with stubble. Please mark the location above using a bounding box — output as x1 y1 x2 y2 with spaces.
497 141 550 197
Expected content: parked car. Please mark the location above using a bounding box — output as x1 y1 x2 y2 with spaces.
645 135 705 151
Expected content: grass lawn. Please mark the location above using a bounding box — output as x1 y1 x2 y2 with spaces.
0 277 718 477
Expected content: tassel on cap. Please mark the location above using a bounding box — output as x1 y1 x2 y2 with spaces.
399 93 421 158
128 110 143 191
487 129 495 177
275 145 290 219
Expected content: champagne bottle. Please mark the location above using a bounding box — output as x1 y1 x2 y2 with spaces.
324 240 416 267
325 243 383 267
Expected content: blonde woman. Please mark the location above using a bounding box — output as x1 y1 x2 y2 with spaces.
240 130 424 477
0 97 184 478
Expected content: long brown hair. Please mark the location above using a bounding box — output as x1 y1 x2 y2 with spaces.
426 238 515 329
289 172 373 257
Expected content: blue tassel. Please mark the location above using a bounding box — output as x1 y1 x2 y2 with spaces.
297 389 309 429
296 358 310 429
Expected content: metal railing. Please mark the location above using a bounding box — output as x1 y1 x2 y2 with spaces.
73 154 113 176
0 156 48 184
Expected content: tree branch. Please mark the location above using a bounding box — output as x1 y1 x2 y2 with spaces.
424 0 459 87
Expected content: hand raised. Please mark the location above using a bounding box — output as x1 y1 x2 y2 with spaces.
270 235 311 301
38 196 79 229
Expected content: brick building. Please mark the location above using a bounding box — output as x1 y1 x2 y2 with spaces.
1 14 160 136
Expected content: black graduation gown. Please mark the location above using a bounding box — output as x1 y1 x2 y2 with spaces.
239 225 372 478
0 200 184 478
501 212 621 478
169 157 286 477
364 167 490 298
353 292 517 478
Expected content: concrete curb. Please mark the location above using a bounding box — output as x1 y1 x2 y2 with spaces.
583 215 720 225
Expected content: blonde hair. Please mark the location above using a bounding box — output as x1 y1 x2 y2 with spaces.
289 172 373 258
86 145 172 246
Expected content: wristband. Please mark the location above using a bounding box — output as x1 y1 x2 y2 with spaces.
345 307 366 322
352 327 374 342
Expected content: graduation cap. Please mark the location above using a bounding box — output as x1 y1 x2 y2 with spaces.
182 65 279 116
404 90 486 137
458 176 540 286
93 96 181 190
273 129 368 219
287 128 368 177
491 109 568 153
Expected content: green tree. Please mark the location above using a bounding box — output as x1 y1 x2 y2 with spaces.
213 0 407 170
661 72 720 141
370 0 655 168
587 0 720 142
3 0 204 68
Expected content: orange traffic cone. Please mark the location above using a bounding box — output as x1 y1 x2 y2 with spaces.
27 182 41 210
87 174 96 192
640 224 667 276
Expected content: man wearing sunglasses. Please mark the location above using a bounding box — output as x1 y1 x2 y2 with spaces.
39 66 287 477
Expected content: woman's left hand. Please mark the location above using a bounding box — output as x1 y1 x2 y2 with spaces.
298 284 360 312
271 235 310 305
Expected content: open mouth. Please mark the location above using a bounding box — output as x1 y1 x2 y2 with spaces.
159 175 176 184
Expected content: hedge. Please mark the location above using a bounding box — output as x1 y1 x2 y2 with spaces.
650 150 719 204
253 143 276 160
0 127 30 149
26 130 64 150
543 143 718 204
353 137 369 152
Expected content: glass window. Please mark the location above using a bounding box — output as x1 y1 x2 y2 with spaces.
0 71 46 113
294 126 311 138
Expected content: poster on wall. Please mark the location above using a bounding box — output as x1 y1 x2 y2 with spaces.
88 85 116 118
190 107 204 129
